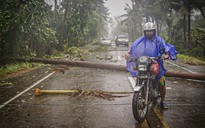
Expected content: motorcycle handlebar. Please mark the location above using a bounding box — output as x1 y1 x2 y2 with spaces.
128 56 163 62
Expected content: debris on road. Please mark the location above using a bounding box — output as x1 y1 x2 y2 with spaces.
53 65 69 74
0 81 14 86
35 87 132 101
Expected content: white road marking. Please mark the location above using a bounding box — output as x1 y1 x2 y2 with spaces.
166 61 197 73
128 77 136 90
187 79 205 83
0 71 55 109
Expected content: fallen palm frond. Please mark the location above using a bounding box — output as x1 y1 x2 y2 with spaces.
35 87 132 101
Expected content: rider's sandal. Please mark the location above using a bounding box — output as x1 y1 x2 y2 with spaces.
160 102 168 110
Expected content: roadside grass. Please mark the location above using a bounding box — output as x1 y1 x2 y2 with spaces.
178 54 205 65
0 62 47 77
0 81 14 86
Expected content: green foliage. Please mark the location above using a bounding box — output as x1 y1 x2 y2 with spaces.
168 27 205 57
189 28 205 57
178 54 205 65
65 47 81 55
0 0 109 65
0 62 31 77
62 0 108 46
0 62 49 77
17 1 58 57
119 0 205 58
0 0 59 61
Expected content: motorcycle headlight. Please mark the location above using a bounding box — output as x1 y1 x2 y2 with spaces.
138 65 147 71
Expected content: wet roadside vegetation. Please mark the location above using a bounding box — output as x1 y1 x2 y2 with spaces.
1 0 205 127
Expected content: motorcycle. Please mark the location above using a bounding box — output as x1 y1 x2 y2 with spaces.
130 49 165 122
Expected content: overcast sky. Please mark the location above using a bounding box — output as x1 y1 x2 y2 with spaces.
104 0 132 18
45 0 132 18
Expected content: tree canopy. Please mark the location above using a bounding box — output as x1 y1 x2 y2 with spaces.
0 0 109 65
112 0 205 57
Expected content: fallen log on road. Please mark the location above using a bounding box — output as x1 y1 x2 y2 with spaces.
15 58 126 71
14 58 205 81
165 70 205 81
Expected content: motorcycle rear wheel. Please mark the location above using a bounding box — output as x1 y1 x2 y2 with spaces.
132 89 148 122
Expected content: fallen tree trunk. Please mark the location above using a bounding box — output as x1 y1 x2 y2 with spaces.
165 70 205 80
14 58 205 80
15 58 126 71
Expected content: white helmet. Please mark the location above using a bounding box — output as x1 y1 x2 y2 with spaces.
143 22 156 31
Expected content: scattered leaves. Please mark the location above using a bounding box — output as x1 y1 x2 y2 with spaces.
0 82 14 86
54 65 69 74
70 87 131 102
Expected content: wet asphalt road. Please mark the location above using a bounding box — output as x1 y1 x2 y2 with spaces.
0 42 205 128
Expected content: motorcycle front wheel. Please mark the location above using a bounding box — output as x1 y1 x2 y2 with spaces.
132 88 148 122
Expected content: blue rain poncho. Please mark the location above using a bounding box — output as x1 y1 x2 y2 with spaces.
126 35 178 80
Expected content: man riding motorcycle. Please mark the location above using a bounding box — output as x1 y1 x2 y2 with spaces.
125 22 178 109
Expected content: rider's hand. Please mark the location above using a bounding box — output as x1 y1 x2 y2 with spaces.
163 52 169 60
125 51 130 60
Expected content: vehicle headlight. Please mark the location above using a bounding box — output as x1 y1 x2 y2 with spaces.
138 65 147 71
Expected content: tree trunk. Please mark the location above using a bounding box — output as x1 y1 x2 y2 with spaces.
187 0 191 50
12 58 205 81
198 8 205 20
60 0 69 43
54 0 57 11
132 18 137 39
166 70 205 80
156 19 160 34
167 22 171 38
54 0 57 21
183 14 188 48
0 40 6 65
8 26 18 57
